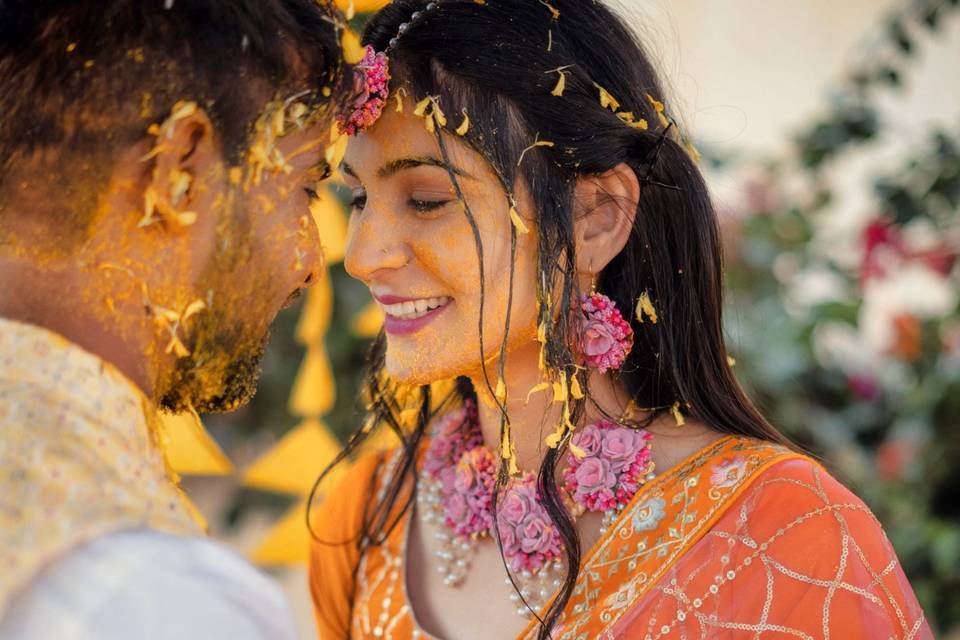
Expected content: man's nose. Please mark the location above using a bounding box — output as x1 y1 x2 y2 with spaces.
296 212 324 288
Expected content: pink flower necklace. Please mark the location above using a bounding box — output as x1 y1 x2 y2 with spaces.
417 400 655 617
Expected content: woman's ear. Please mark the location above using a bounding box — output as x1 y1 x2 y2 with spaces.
572 162 640 278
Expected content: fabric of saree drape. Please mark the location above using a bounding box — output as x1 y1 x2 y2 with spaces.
309 436 930 639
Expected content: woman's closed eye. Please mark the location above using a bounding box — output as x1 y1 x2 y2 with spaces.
408 197 452 214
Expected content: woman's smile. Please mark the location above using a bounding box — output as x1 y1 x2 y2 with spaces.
375 293 453 335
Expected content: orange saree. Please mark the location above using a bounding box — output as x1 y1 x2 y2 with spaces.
309 436 931 639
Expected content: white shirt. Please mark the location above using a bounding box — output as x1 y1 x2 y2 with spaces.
0 529 299 640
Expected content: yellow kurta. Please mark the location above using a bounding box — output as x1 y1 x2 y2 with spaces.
0 318 200 615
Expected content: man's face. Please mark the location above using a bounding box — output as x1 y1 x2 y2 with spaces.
160 117 329 413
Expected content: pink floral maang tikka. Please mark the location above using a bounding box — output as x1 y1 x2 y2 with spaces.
337 45 390 136
577 291 634 373
337 2 440 136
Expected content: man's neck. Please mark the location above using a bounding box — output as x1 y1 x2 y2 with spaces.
0 257 156 398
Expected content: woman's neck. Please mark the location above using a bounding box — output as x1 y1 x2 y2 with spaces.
468 341 725 475
470 341 632 472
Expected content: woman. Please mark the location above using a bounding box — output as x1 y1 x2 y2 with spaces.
309 1 931 638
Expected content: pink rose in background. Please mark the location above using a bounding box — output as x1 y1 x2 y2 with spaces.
571 423 603 457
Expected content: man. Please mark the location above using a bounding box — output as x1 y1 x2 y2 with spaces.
0 1 349 637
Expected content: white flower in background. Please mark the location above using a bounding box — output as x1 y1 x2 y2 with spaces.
860 263 957 353
812 321 914 397
781 264 850 318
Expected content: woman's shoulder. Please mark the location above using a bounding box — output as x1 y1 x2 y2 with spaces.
309 448 392 537
730 449 902 571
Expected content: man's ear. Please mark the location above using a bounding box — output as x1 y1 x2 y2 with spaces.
141 105 219 231
572 162 640 280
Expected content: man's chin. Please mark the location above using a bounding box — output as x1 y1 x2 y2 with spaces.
159 331 269 414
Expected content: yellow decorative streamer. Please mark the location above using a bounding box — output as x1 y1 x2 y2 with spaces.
242 187 361 565
160 411 233 476
352 300 384 337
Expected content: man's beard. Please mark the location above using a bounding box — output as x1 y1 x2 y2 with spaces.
159 310 271 413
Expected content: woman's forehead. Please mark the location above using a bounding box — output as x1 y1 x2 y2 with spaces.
344 102 490 180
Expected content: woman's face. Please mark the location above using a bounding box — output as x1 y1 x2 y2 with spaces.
342 101 540 385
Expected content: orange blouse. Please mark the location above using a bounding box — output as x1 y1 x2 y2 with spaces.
309 436 931 639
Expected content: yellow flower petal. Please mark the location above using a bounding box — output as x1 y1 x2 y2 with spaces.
455 109 470 136
545 424 566 448
569 443 587 459
552 372 567 403
181 299 207 322
635 291 658 324
550 71 566 97
595 84 620 112
509 206 529 234
176 211 197 226
539 0 560 20
495 376 507 403
325 127 348 168
413 96 431 117
341 29 365 64
670 401 686 426
570 374 584 399
525 382 551 404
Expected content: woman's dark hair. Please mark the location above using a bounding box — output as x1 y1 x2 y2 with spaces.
309 1 793 636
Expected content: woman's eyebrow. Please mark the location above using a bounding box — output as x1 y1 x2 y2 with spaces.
377 156 473 179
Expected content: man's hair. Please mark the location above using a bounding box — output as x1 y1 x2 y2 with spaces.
0 0 345 228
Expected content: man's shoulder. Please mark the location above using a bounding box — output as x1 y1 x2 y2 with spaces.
0 529 297 640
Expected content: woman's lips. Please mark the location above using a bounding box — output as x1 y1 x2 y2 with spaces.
376 295 452 336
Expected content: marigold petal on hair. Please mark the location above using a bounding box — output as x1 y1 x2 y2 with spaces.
455 109 470 136
595 83 620 112
670 401 685 426
570 374 584 399
539 0 560 20
550 71 566 96
635 291 658 324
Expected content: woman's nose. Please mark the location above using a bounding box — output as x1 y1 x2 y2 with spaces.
344 206 410 283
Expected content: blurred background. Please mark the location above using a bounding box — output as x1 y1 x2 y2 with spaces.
176 0 960 637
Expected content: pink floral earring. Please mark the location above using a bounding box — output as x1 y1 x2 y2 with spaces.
577 276 634 373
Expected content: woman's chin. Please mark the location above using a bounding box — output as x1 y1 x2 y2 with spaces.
384 351 465 387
